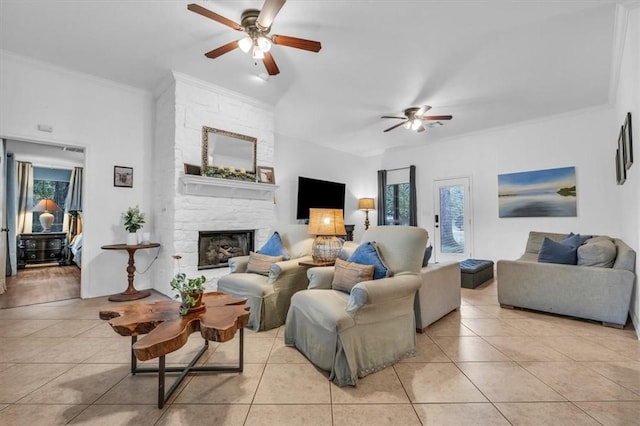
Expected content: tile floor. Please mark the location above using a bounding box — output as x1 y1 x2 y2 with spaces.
0 278 639 425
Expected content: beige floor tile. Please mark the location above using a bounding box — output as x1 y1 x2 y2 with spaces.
425 316 477 337
585 361 640 394
78 321 123 338
246 404 332 426
0 363 13 373
400 334 450 363
268 336 310 363
253 363 331 404
414 403 510 425
22 336 115 363
206 333 274 364
507 317 576 336
331 367 409 404
173 363 264 404
82 337 136 364
17 364 129 405
156 404 249 426
476 305 537 319
575 401 640 426
332 404 421 426
245 326 279 339
521 361 640 401
394 362 487 403
67 404 165 425
582 335 640 361
537 336 633 361
461 318 530 336
483 336 572 361
457 362 564 402
29 319 103 338
431 336 511 361
0 403 88 426
0 318 61 337
0 363 74 403
459 305 494 318
495 402 600 425
95 373 182 405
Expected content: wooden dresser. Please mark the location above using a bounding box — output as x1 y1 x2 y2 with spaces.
17 232 68 268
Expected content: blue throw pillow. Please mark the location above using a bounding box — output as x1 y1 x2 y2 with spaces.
560 233 583 249
347 241 390 280
258 231 290 260
538 237 577 265
567 232 592 245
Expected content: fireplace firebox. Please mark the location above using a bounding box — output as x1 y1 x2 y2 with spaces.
198 230 254 270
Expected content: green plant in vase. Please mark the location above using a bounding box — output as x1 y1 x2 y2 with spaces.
170 255 207 315
122 205 145 245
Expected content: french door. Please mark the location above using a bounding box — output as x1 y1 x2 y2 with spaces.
1 139 7 293
433 177 472 262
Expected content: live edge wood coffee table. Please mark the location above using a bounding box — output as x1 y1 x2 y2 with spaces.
99 292 250 408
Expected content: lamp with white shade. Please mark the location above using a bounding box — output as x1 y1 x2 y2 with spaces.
307 208 346 263
33 199 61 232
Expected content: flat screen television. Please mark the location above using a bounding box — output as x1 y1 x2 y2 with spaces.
296 176 346 220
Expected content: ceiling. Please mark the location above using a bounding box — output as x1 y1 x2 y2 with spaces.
0 1 632 157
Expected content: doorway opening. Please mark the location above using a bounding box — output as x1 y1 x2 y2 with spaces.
434 177 473 262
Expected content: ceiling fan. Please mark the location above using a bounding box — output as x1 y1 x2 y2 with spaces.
187 0 321 76
381 106 453 133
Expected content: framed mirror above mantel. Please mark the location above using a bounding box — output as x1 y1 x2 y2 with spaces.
201 126 257 175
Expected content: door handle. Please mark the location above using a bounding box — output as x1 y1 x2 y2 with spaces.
0 228 9 232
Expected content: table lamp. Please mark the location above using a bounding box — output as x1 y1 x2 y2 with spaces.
307 208 346 263
358 198 375 230
33 199 61 232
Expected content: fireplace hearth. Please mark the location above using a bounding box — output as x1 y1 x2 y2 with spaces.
198 230 254 270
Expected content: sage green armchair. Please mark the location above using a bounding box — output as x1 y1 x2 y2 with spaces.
217 224 314 331
284 226 429 386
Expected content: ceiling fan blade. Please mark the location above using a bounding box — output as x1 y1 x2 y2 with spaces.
423 115 453 120
187 3 243 31
271 34 322 52
257 0 286 30
417 124 426 133
263 51 280 75
384 121 407 132
415 105 432 116
205 40 239 59
381 115 406 120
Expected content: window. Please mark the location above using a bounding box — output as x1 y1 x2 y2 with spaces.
32 167 71 233
378 165 417 226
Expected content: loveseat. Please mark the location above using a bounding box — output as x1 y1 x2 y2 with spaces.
497 231 636 327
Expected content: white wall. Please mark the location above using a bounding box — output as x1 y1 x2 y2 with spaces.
0 51 155 298
376 106 621 262
273 133 378 242
614 6 640 334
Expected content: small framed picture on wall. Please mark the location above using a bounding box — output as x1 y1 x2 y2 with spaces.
257 166 275 184
114 166 133 188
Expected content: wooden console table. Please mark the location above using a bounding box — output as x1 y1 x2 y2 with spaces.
101 242 160 302
99 292 249 408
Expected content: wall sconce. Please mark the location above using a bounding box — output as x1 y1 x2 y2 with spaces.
307 208 346 263
358 198 375 230
33 199 61 232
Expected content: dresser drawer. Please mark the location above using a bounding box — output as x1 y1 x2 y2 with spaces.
24 239 62 250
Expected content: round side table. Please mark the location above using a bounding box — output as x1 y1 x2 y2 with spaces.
101 243 160 302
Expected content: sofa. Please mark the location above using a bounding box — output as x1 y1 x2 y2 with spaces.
497 231 636 327
414 261 461 332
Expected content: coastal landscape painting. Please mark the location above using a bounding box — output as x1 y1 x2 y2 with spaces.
498 166 576 217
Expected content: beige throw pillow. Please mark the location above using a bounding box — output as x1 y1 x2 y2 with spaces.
246 251 283 276
332 258 375 294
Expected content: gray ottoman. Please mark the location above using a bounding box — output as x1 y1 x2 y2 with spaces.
460 259 494 289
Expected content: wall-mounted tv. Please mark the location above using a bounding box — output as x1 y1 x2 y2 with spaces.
296 176 346 220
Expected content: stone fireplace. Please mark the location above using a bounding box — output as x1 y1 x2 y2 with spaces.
198 230 254 270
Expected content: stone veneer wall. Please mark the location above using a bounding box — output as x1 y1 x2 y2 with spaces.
152 72 276 297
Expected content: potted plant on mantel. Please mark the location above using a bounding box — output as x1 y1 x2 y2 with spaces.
122 205 145 245
170 255 207 315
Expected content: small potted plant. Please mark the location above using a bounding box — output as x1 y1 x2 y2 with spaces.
122 205 145 245
170 255 207 315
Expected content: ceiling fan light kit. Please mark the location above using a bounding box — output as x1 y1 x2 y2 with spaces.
381 105 453 133
188 0 321 76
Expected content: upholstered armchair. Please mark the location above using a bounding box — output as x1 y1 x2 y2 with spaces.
217 224 314 331
284 226 429 386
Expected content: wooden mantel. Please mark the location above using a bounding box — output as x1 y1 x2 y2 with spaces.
178 175 278 200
